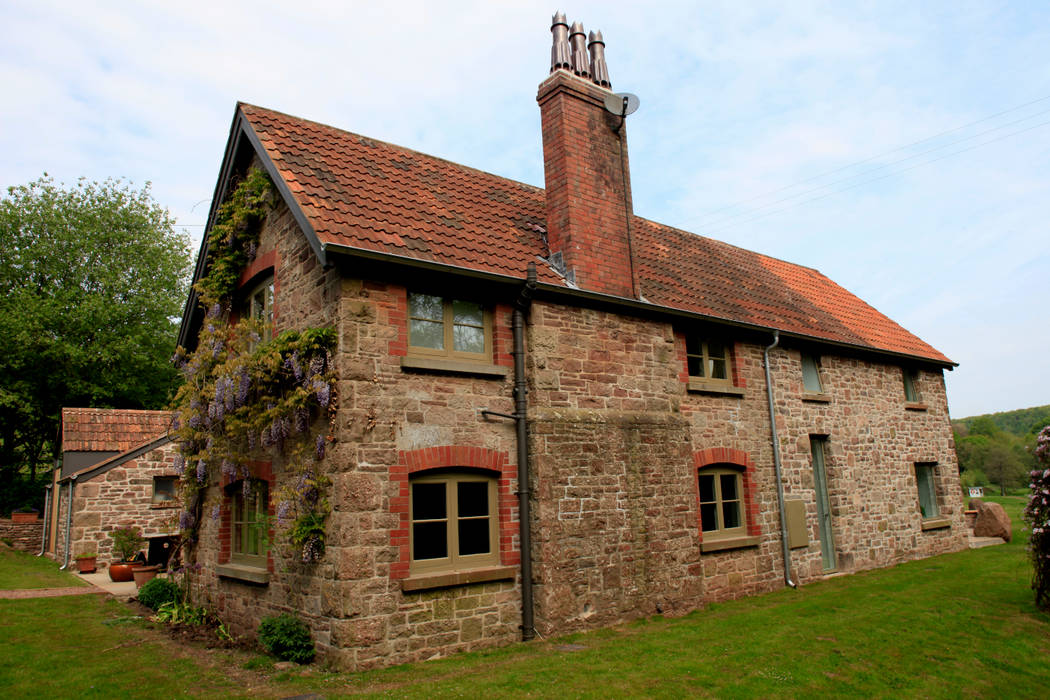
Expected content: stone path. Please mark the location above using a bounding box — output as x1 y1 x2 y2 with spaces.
0 585 105 599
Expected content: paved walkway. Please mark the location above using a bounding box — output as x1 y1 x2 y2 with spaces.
0 585 104 599
0 569 139 600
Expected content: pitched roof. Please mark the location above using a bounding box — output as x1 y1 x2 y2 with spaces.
61 408 174 453
237 103 951 365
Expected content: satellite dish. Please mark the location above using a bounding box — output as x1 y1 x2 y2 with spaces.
603 92 640 117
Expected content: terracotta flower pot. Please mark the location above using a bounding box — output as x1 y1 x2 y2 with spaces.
132 565 161 589
109 562 136 582
76 557 97 574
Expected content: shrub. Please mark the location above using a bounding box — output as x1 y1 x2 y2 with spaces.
257 613 314 664
138 577 181 611
110 527 144 562
1025 425 1050 611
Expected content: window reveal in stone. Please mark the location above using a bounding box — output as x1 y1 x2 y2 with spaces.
915 464 939 519
801 353 823 393
243 275 275 344
232 480 268 566
903 368 922 403
152 476 178 504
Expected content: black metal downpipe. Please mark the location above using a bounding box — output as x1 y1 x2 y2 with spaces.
514 263 538 640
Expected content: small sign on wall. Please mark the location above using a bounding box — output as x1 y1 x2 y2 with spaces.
968 486 984 498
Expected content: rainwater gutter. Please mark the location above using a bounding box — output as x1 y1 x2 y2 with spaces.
764 331 796 588
37 484 52 557
59 475 76 570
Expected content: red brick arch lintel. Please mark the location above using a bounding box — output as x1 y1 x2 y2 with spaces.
693 448 761 538
389 446 519 581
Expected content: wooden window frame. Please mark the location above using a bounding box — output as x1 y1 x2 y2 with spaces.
409 471 499 576
407 293 493 364
230 479 268 568
686 336 741 395
697 465 748 541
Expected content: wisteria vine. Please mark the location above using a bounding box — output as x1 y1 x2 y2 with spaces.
1025 425 1050 610
170 167 336 565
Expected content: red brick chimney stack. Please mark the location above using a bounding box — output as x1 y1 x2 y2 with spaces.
538 14 636 298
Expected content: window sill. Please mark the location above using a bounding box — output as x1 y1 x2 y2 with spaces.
400 356 510 378
149 503 178 509
905 402 928 412
687 379 745 397
920 517 951 531
215 563 270 584
400 565 516 592
700 535 760 553
801 392 831 404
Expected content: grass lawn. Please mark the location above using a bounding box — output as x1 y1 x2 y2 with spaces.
0 546 86 589
1 496 1047 698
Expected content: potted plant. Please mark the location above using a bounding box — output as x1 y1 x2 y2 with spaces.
11 507 39 523
75 551 98 574
108 527 145 582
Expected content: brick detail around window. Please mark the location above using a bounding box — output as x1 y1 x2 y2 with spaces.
693 448 761 539
389 446 519 580
386 286 513 368
218 461 275 572
236 250 280 328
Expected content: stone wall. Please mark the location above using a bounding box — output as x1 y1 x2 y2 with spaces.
0 519 44 553
186 197 966 671
53 440 181 566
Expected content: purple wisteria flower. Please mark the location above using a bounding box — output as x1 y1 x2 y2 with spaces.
309 354 325 378
276 500 293 524
173 453 185 476
284 351 303 382
295 407 308 434
178 510 195 530
196 459 207 484
313 380 331 408
221 459 236 479
301 535 322 564
210 505 221 521
236 368 251 406
207 302 222 319
315 433 326 461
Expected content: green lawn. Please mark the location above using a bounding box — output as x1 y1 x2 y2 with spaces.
0 547 86 589
1 497 1047 698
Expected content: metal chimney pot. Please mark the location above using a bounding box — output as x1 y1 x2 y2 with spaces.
569 21 591 78
550 11 571 72
588 30 611 87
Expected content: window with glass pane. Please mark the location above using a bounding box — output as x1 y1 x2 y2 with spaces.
408 293 490 361
152 476 178 505
801 354 823 393
232 480 268 567
903 368 921 402
686 337 732 382
915 464 939 519
242 275 274 343
410 472 498 574
697 466 746 538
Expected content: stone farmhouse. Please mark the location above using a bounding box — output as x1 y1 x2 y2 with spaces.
176 15 965 669
47 408 180 569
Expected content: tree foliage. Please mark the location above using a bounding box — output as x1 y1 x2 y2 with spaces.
954 413 1034 496
0 175 191 513
1025 425 1050 610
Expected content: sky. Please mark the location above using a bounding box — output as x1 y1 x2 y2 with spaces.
1 0 1047 419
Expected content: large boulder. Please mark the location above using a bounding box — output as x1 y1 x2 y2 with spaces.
973 501 1012 542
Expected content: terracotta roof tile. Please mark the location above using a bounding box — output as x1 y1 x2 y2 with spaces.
61 408 174 453
240 104 952 365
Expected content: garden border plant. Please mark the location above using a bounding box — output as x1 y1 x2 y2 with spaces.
1025 424 1050 610
170 167 337 566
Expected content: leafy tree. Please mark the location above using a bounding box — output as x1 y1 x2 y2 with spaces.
0 175 191 513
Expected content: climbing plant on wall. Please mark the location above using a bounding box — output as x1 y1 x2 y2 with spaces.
170 168 336 564
1026 425 1050 610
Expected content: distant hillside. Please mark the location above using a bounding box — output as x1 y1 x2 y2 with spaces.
953 404 1050 437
